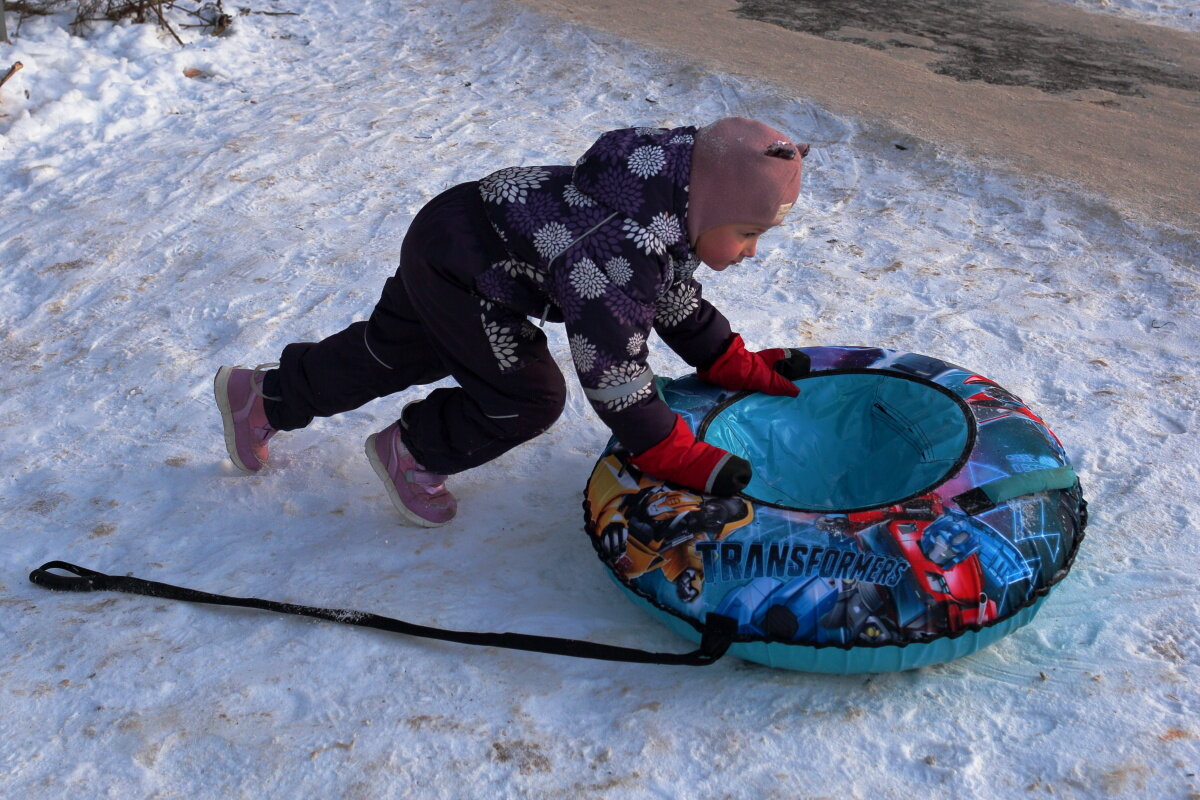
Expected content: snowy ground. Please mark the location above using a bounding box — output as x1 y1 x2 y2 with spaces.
1051 0 1200 32
1 1 1198 798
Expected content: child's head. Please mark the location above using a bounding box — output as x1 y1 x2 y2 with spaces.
688 117 808 270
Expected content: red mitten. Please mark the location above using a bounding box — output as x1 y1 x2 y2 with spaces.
698 334 803 397
630 415 751 496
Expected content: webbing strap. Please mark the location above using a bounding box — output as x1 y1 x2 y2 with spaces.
28 562 735 667
954 467 1079 515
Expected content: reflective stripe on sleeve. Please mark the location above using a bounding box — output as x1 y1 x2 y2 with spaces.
704 452 732 494
582 369 655 405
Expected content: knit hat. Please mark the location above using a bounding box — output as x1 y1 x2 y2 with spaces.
687 117 808 245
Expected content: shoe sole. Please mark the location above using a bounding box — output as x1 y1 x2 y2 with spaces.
364 433 450 528
214 366 260 474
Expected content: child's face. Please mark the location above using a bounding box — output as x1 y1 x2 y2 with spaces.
695 223 769 271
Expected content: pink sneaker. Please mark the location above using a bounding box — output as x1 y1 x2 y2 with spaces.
214 364 279 473
365 422 457 527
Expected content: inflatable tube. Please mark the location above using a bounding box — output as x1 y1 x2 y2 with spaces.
583 347 1088 673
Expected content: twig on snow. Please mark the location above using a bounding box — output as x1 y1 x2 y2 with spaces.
151 0 183 45
0 60 23 92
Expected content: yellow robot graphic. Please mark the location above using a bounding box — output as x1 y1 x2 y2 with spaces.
585 454 754 602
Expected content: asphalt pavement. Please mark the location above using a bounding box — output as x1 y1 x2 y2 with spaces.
516 0 1200 233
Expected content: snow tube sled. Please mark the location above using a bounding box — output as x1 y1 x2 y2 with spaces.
583 347 1087 673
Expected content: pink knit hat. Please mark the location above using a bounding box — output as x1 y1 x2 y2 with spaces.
687 117 808 244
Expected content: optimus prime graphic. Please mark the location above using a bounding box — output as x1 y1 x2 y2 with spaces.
715 494 1031 645
585 455 754 602
834 494 1028 638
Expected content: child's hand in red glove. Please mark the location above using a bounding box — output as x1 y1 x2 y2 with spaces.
630 416 750 496
698 334 808 397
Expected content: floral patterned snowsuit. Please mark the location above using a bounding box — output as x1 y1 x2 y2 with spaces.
472 125 733 454
263 126 733 473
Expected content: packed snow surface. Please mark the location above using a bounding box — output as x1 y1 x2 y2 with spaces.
1051 0 1200 32
1 1 1197 798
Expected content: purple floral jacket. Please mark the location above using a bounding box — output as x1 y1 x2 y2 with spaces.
474 126 733 454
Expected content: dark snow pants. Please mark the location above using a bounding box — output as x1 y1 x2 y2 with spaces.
262 183 566 475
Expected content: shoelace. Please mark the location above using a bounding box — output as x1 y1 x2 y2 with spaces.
250 362 283 402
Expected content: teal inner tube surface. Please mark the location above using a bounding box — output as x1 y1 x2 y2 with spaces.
702 372 972 512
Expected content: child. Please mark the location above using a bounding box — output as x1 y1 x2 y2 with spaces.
215 117 809 527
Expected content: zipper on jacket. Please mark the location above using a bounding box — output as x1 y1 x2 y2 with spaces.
539 210 619 328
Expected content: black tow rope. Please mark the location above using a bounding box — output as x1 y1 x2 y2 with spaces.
28 561 736 667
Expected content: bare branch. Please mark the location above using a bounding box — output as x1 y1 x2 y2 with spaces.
4 1 245 41
151 0 183 45
0 60 23 92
